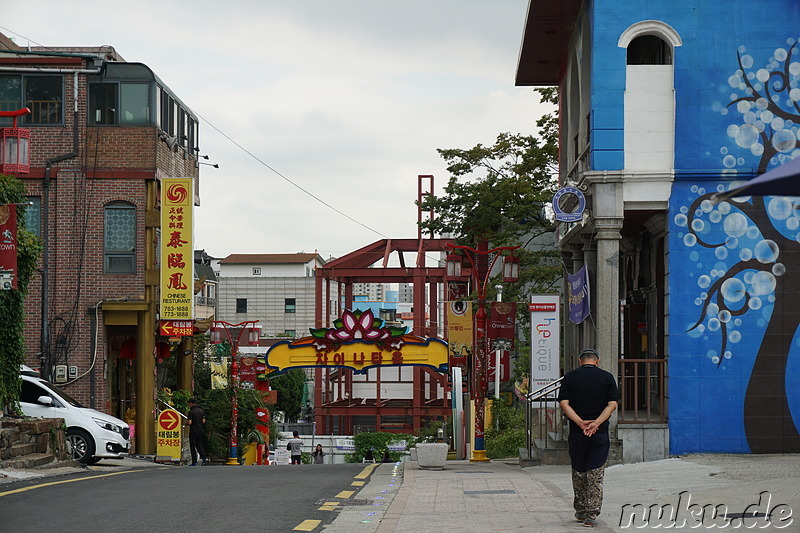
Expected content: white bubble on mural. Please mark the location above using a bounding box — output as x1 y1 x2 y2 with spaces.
684 233 697 246
710 210 722 223
749 297 763 310
723 212 749 236
746 226 760 239
773 129 796 152
698 275 712 289
768 197 793 219
715 246 728 259
718 309 732 323
674 213 688 227
691 219 705 232
750 271 777 295
726 236 739 248
773 263 786 276
754 239 780 263
721 277 746 302
735 124 759 147
740 248 753 261
729 330 742 343
708 318 721 331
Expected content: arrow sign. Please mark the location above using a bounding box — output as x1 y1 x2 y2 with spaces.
158 409 180 431
159 320 193 337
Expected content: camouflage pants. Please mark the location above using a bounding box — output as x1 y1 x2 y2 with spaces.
572 465 605 519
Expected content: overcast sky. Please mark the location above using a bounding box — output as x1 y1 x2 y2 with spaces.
3 1 550 261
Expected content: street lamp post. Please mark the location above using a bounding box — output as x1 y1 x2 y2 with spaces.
446 242 519 462
211 320 258 465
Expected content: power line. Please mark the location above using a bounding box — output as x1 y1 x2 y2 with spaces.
194 112 389 240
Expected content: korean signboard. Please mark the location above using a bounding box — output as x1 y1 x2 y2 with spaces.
529 295 560 392
264 309 448 374
156 408 182 462
160 178 194 321
0 204 18 290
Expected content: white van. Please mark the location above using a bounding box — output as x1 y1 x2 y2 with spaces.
19 366 130 464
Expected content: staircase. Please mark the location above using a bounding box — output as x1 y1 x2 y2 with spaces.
520 378 571 466
0 417 70 469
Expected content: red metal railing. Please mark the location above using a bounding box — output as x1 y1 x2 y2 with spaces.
617 358 666 423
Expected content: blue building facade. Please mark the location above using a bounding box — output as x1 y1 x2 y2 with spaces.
518 0 800 457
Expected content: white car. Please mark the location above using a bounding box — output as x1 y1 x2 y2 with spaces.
19 366 130 464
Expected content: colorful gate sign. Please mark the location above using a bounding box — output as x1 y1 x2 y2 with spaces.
264 309 448 374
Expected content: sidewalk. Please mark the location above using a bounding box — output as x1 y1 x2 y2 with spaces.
331 454 800 532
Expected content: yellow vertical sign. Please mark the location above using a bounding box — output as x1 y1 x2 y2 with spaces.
160 178 194 321
447 301 473 368
156 409 182 461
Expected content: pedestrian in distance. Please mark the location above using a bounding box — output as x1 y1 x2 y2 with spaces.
288 430 303 464
312 443 325 464
557 348 619 528
187 398 209 466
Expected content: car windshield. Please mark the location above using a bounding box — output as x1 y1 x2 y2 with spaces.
38 380 84 408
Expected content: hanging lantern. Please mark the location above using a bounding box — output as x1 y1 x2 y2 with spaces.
502 255 520 283
445 253 463 280
0 108 31 174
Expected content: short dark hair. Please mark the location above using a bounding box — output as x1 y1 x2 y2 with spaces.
293 430 299 437
579 349 599 361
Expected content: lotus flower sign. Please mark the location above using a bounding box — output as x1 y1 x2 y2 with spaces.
264 309 449 374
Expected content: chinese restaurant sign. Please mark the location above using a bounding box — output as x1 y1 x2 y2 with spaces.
0 204 17 290
160 178 194 321
264 309 448 374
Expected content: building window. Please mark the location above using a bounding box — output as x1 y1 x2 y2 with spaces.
285 298 296 314
104 201 136 273
0 75 63 125
89 82 150 125
24 196 41 236
252 267 261 275
236 298 247 313
627 35 672 65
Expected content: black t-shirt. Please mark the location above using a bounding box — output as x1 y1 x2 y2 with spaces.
557 364 619 434
188 405 205 431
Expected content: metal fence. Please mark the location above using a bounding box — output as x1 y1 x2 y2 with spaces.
617 358 666 423
524 378 564 460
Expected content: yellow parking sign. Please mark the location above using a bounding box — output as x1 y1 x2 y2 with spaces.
156 409 182 462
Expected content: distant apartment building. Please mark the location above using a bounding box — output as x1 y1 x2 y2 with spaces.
217 253 337 338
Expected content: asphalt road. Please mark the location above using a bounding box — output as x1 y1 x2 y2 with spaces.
0 463 371 533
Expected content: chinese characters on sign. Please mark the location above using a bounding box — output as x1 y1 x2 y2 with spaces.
160 178 194 322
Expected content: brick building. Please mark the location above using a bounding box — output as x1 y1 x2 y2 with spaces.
1 33 201 454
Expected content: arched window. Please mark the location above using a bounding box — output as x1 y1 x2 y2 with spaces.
627 35 672 65
104 201 136 273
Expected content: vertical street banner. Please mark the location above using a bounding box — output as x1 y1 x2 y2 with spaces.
487 301 516 382
160 178 194 321
529 295 560 392
567 265 590 324
446 282 472 372
0 204 18 290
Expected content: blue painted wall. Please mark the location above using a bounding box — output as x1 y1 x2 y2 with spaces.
586 0 800 453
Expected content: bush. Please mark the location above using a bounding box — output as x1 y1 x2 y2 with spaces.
485 400 526 459
346 431 412 463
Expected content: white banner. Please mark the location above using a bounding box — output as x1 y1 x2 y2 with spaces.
529 295 560 391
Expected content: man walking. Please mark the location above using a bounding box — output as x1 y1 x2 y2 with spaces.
557 349 618 527
187 398 209 466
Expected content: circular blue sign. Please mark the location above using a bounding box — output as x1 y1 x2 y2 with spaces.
552 187 586 223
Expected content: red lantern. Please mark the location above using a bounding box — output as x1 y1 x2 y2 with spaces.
0 108 31 174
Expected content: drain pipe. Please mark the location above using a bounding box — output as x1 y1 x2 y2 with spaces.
29 65 104 378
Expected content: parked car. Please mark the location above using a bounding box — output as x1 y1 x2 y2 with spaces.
19 366 130 464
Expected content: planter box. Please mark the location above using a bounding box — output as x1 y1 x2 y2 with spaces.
415 443 448 470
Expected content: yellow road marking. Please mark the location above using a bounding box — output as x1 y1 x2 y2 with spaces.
351 480 365 486
293 519 321 531
318 502 339 511
354 463 378 479
335 490 355 499
0 469 147 498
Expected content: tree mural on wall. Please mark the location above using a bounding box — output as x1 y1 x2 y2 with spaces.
675 40 800 453
720 40 800 173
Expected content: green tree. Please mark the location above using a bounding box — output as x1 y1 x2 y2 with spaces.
419 89 562 334
0 174 42 413
269 368 306 422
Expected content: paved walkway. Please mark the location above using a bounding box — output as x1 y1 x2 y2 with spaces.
326 454 800 532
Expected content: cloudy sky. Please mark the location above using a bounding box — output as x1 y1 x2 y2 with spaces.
3 1 550 260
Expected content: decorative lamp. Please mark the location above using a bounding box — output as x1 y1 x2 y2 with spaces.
445 253 463 280
0 108 31 174
502 255 520 283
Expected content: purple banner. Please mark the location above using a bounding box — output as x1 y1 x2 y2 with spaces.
567 265 590 324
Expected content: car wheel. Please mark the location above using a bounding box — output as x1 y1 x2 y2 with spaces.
86 457 101 465
67 428 95 464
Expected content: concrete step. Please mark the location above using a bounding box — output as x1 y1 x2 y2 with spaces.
532 438 571 465
10 442 37 457
5 453 56 469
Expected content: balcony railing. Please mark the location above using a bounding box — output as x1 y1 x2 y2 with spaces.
195 296 216 306
617 358 666 423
